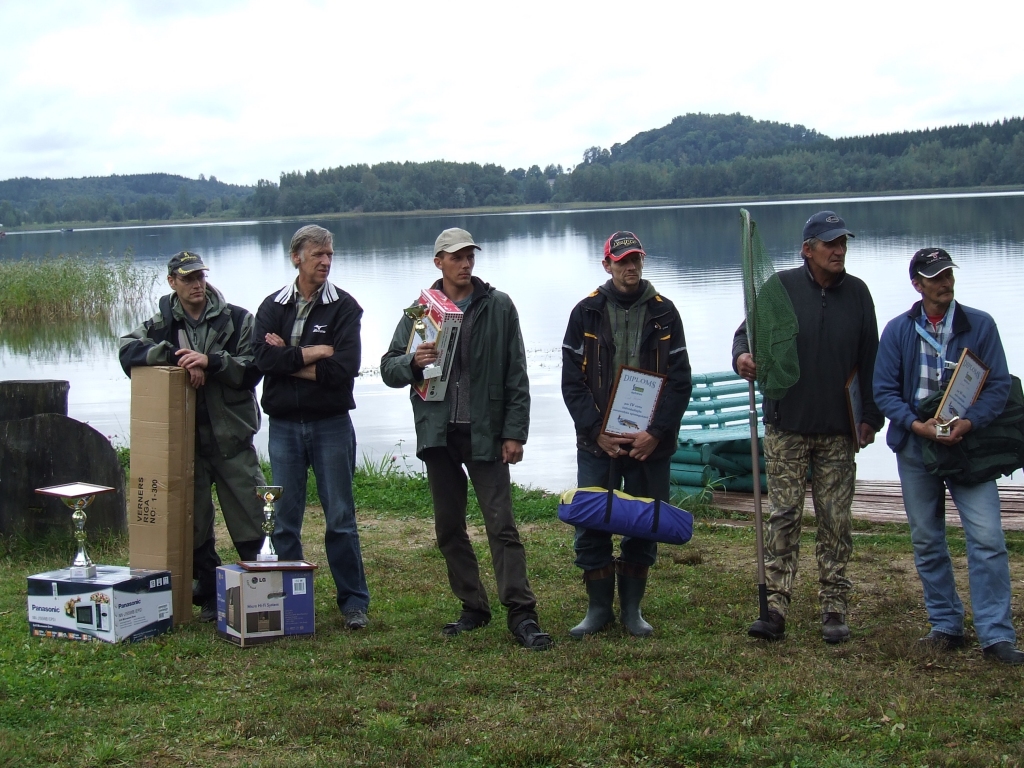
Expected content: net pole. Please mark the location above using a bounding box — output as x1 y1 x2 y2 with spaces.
741 209 770 622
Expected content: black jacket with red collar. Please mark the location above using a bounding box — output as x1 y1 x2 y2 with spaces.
561 281 692 460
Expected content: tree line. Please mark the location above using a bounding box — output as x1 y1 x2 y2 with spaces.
1 114 1022 228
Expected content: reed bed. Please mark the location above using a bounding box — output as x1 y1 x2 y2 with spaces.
0 252 155 323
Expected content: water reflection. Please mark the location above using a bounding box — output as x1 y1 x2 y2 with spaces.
3 192 1022 491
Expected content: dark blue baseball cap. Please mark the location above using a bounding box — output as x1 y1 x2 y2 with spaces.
802 211 855 243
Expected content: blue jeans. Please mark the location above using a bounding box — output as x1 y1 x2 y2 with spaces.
268 413 370 614
897 435 1015 648
572 451 667 571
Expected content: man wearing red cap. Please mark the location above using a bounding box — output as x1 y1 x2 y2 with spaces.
561 231 692 637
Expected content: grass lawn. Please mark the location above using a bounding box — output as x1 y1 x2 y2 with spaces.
2 472 1023 767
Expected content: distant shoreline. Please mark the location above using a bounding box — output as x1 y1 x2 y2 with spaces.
4 183 1023 235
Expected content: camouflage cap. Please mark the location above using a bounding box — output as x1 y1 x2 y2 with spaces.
167 251 208 276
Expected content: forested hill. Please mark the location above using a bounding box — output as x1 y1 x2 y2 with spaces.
0 173 251 226
2 114 1023 228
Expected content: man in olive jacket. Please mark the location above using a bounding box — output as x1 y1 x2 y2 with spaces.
380 228 551 650
119 251 266 621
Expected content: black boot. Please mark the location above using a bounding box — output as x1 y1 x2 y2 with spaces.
569 564 615 638
192 537 221 619
616 559 653 637
234 539 264 563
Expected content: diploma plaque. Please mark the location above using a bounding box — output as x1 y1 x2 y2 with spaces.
601 366 667 437
934 348 989 424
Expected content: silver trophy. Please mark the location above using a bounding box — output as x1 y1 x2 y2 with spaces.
935 415 959 438
35 482 115 579
255 486 283 562
404 303 442 379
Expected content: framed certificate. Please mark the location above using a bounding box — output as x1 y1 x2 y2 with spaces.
601 366 667 436
845 368 863 451
934 348 990 422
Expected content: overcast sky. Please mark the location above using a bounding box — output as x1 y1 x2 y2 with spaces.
2 0 1021 186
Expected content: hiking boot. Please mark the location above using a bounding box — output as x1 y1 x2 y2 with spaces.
982 641 1024 665
748 609 785 641
569 566 615 638
199 596 217 623
441 613 490 637
513 619 552 650
918 629 966 650
822 612 850 644
343 610 369 630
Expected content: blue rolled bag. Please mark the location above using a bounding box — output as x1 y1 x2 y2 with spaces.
557 460 694 545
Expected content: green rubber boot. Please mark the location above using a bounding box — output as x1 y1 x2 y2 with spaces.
617 560 653 637
569 565 615 638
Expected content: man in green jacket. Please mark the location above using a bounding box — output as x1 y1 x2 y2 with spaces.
381 228 551 650
119 251 266 622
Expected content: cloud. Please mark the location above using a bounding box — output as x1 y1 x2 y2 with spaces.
1 0 1021 184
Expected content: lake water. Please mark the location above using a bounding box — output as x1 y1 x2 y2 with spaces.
3 191 1024 492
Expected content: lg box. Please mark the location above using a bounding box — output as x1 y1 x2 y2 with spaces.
407 289 463 401
129 366 195 624
216 562 316 647
27 566 173 643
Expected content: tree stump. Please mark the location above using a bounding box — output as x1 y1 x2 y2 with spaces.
0 380 69 421
0 413 126 538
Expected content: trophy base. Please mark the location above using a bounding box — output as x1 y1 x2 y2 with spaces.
256 554 279 563
70 564 98 579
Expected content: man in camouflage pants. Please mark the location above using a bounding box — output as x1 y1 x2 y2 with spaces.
732 211 884 643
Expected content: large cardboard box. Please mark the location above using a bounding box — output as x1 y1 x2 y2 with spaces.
407 289 463 401
27 565 173 643
128 366 195 624
216 563 316 647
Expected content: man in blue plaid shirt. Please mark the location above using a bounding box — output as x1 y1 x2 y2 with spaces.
874 248 1024 665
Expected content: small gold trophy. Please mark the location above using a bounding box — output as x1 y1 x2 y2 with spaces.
35 482 116 579
255 486 283 562
404 302 442 379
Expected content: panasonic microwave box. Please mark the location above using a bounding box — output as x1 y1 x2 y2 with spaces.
406 288 463 402
27 565 173 643
128 365 195 624
216 562 316 647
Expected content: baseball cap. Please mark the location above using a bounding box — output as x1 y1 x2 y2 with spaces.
434 228 481 257
167 251 208 276
802 211 855 243
604 231 646 262
909 247 958 280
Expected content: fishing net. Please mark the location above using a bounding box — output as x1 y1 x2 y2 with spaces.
740 209 799 400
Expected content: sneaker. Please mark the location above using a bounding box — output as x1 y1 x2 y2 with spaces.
343 610 369 630
918 629 966 650
199 597 217 623
442 614 490 637
513 619 553 651
822 612 850 644
748 610 785 641
982 641 1024 665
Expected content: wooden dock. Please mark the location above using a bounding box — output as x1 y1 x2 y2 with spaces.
711 480 1024 531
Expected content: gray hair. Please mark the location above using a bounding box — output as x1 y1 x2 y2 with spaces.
289 225 333 261
803 237 822 250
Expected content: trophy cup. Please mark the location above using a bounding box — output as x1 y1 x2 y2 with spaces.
404 302 442 379
935 415 959 438
35 482 115 579
255 486 283 562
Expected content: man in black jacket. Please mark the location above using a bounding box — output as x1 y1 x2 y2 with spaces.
733 211 884 644
119 251 266 622
562 231 692 637
252 225 370 630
